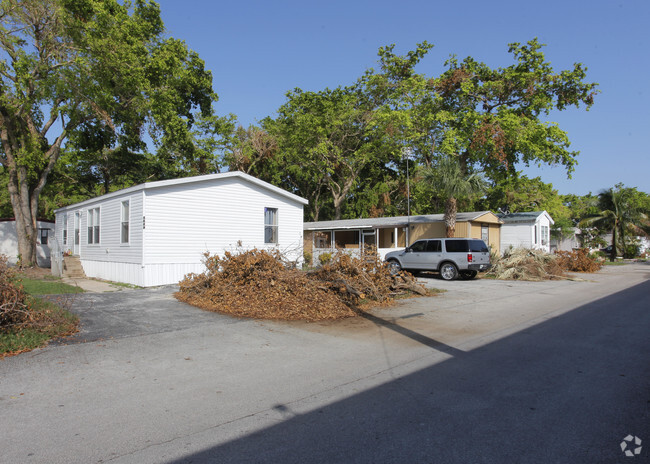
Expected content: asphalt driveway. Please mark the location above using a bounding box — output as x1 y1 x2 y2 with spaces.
4 263 648 464
52 285 241 344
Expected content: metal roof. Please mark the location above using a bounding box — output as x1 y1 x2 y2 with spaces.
496 211 554 224
54 171 308 212
304 211 498 230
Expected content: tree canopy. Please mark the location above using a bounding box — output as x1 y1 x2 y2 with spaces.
0 0 224 264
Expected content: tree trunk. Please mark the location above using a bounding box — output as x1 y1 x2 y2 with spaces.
445 197 457 238
610 226 617 262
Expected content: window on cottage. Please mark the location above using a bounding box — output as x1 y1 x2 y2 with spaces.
121 200 130 244
88 208 100 244
63 214 68 245
264 207 278 244
314 231 332 248
39 228 49 245
541 225 549 246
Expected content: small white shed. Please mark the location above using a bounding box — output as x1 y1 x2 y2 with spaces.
52 171 307 286
0 218 54 267
497 211 555 254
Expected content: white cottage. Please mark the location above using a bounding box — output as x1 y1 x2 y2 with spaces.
52 172 307 286
0 218 54 267
497 211 555 254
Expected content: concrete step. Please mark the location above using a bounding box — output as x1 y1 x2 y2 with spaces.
63 256 86 279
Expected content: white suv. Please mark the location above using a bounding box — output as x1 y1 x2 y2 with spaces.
384 238 491 280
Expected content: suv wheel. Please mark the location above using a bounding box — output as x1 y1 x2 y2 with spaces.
439 262 458 281
387 259 402 275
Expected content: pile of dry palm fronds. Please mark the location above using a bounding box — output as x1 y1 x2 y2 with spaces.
486 248 566 281
176 248 428 321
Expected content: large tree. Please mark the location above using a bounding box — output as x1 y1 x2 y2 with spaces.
0 0 215 265
268 86 390 221
363 39 598 219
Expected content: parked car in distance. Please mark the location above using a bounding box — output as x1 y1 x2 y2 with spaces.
385 238 491 280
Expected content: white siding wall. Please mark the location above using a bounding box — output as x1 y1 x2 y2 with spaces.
1 220 53 266
52 175 305 286
500 223 533 252
81 260 145 286
55 193 145 281
501 216 553 254
75 192 144 264
142 177 304 285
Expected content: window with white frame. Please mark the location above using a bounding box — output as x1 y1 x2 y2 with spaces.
121 200 130 244
541 225 549 246
481 224 489 243
63 214 68 245
264 207 278 244
88 207 100 244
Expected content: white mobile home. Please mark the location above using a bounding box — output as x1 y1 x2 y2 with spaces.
52 172 307 286
0 218 54 267
497 211 555 254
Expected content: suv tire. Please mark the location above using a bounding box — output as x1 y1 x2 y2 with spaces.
439 262 458 281
387 259 402 275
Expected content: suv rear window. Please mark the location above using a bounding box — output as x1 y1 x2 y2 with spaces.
470 240 489 252
444 240 469 253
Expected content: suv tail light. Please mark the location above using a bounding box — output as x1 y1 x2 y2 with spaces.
467 253 473 263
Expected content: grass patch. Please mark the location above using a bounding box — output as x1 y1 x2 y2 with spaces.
602 260 630 266
1 296 78 358
19 277 84 295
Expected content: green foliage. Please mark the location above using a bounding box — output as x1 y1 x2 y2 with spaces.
482 174 568 218
0 296 78 356
421 156 488 235
580 184 650 260
255 39 597 221
0 0 224 261
318 252 333 266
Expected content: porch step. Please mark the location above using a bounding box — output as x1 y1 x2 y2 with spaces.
63 256 86 279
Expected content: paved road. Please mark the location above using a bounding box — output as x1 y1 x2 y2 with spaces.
1 264 649 463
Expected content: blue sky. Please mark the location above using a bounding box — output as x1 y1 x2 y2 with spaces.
156 0 649 196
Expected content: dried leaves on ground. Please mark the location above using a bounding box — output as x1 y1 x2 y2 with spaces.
555 249 603 272
176 248 428 321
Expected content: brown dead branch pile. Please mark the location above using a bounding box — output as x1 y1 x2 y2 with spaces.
176 248 428 321
308 250 427 305
555 249 603 272
0 255 31 329
486 248 566 281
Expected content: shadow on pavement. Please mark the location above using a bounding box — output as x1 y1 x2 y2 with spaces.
169 280 650 464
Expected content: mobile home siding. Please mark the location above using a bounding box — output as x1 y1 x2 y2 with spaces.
143 177 303 266
52 172 306 286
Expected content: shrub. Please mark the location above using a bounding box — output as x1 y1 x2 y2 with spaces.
318 252 333 266
555 249 603 273
303 251 313 266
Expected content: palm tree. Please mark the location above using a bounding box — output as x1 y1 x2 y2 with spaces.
422 156 489 237
582 185 650 261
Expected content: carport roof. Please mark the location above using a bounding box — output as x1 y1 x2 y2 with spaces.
304 211 500 230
